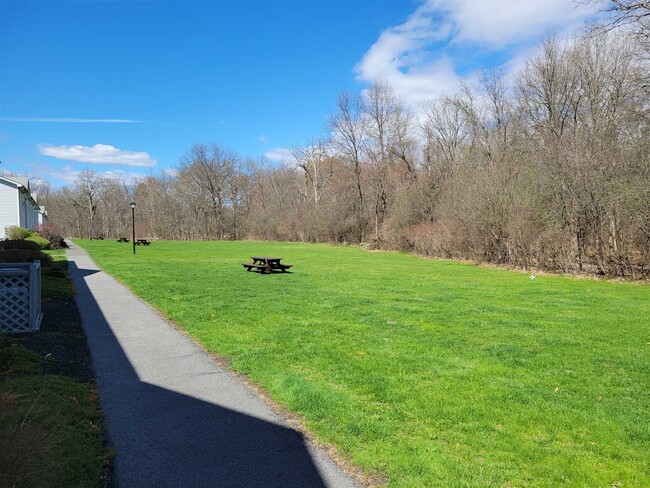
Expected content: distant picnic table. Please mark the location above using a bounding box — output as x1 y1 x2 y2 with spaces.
135 239 151 246
242 256 292 274
117 237 129 243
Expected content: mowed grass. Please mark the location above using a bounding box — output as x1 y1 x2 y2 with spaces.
77 240 649 487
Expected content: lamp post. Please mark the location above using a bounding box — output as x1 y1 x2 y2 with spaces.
130 201 136 255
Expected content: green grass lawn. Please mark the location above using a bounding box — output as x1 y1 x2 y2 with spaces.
0 346 107 487
77 239 649 487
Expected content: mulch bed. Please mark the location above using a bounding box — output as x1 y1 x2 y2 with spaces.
14 297 95 382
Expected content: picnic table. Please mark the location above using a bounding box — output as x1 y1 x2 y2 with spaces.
135 239 151 246
242 256 292 274
117 237 129 243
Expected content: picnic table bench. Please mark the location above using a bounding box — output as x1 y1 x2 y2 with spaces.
117 237 129 243
135 239 151 246
242 256 292 274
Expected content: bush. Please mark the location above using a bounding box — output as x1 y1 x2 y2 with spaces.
0 249 53 267
0 240 42 251
0 240 54 270
37 223 67 249
5 226 33 240
26 235 51 250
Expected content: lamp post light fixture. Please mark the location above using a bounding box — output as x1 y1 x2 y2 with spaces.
130 201 136 255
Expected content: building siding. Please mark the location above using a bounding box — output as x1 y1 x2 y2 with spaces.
0 177 43 238
0 178 20 238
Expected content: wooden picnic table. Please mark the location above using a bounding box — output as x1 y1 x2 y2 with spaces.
117 237 129 243
135 239 151 246
242 256 292 273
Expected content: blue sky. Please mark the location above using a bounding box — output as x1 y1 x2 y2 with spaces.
0 0 598 187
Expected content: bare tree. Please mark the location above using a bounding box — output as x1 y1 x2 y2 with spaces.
587 0 650 38
290 139 334 206
362 81 410 240
330 92 367 241
69 170 106 239
177 143 237 239
421 95 468 169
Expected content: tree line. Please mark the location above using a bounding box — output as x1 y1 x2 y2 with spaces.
42 30 649 278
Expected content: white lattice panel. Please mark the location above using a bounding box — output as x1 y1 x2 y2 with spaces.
0 262 43 333
0 273 30 331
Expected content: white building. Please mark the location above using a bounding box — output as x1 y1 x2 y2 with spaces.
0 176 47 239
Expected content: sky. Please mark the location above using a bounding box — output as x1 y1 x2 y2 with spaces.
0 0 600 187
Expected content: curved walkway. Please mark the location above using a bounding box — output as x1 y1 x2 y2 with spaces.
66 241 360 488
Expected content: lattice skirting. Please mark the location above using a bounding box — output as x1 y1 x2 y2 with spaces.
0 262 42 333
0 273 30 332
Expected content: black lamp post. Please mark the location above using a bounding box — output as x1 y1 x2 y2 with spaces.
130 201 136 255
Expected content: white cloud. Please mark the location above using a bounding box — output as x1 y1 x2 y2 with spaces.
164 168 178 177
264 147 292 162
31 164 146 186
355 5 457 103
355 0 598 104
36 165 82 185
2 117 142 123
434 0 596 47
39 143 156 168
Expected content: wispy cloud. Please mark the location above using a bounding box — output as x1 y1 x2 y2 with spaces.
355 0 598 104
39 143 156 168
2 117 142 123
355 6 458 103
29 164 146 186
264 147 292 162
259 134 268 143
28 164 146 186
31 165 87 185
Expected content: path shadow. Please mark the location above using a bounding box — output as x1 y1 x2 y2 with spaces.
68 260 330 488
75 267 100 278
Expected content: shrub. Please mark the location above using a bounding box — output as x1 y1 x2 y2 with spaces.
5 226 33 240
37 223 67 249
26 235 51 250
0 343 46 375
0 249 53 267
0 240 54 271
0 240 42 252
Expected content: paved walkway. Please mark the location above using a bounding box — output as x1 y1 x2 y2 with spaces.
66 242 360 488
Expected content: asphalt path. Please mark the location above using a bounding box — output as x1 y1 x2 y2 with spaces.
66 241 361 488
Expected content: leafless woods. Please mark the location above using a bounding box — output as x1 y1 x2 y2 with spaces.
44 31 649 277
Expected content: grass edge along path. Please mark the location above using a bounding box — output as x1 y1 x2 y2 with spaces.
77 239 650 488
